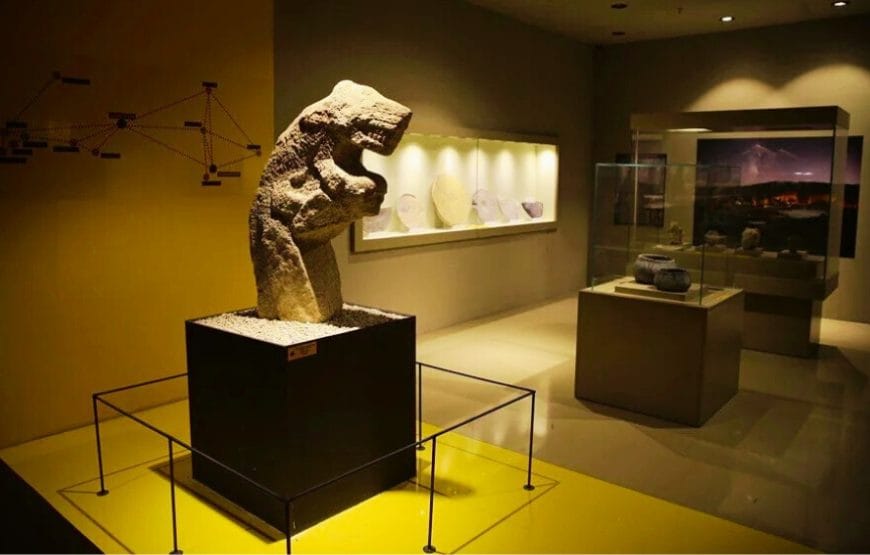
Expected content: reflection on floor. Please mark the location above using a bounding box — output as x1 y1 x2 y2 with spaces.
0 400 806 553
418 295 870 553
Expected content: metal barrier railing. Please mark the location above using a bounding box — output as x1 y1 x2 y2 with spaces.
92 361 536 554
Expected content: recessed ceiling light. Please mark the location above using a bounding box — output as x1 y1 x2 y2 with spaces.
612 31 626 36
611 2 628 9
832 0 850 7
720 15 735 23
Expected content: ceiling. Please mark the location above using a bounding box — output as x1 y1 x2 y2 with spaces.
464 0 870 45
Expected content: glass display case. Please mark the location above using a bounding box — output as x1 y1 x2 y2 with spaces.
589 162 744 307
629 106 848 297
600 105 850 356
582 162 746 425
351 131 558 252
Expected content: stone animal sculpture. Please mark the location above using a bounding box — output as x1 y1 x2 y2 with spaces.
704 229 727 250
249 80 412 321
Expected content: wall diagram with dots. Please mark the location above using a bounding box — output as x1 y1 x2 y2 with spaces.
0 71 262 186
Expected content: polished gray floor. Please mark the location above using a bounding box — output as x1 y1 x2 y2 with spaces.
416 295 870 553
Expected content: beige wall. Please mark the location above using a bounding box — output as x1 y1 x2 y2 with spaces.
274 0 595 333
593 15 870 323
0 1 273 447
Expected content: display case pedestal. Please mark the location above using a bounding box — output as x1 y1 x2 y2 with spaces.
742 295 820 358
575 281 744 426
644 247 834 358
185 309 415 533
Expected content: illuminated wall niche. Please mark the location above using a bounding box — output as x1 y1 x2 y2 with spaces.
352 131 558 252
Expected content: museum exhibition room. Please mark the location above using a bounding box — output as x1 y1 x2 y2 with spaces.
1 0 869 553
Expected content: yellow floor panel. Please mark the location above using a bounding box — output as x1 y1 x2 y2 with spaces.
1 400 812 553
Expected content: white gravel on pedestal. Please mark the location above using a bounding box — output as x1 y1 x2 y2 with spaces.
195 303 403 346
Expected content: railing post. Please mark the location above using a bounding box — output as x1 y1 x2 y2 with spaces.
524 392 536 491
423 436 437 553
168 439 182 554
285 501 292 554
417 362 425 451
92 395 109 496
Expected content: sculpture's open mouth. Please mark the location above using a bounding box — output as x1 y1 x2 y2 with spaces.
332 139 390 210
351 110 412 155
333 109 411 212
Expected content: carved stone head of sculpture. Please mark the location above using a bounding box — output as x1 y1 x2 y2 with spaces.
250 81 412 322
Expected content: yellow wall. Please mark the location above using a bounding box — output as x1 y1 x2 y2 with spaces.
593 15 870 323
274 0 595 334
0 1 273 447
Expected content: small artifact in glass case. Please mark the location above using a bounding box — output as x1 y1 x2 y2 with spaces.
778 234 807 260
499 196 524 221
654 268 692 292
634 253 677 284
704 230 728 251
249 80 411 322
362 206 392 235
472 189 503 223
432 174 471 227
522 200 544 219
667 221 683 245
397 193 425 230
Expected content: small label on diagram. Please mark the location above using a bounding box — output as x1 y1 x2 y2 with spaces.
287 341 317 362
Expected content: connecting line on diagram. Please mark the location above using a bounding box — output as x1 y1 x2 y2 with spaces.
0 71 262 186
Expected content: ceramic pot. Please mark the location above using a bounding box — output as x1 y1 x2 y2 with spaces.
633 253 676 284
654 268 692 292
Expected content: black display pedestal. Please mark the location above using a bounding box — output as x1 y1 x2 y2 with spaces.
185 308 416 533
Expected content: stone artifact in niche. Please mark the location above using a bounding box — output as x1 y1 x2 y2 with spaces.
667 221 683 245
498 196 524 221
396 193 425 230
634 253 676 284
431 174 471 227
654 268 692 293
362 206 392 235
472 189 502 223
249 80 412 322
522 200 544 219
